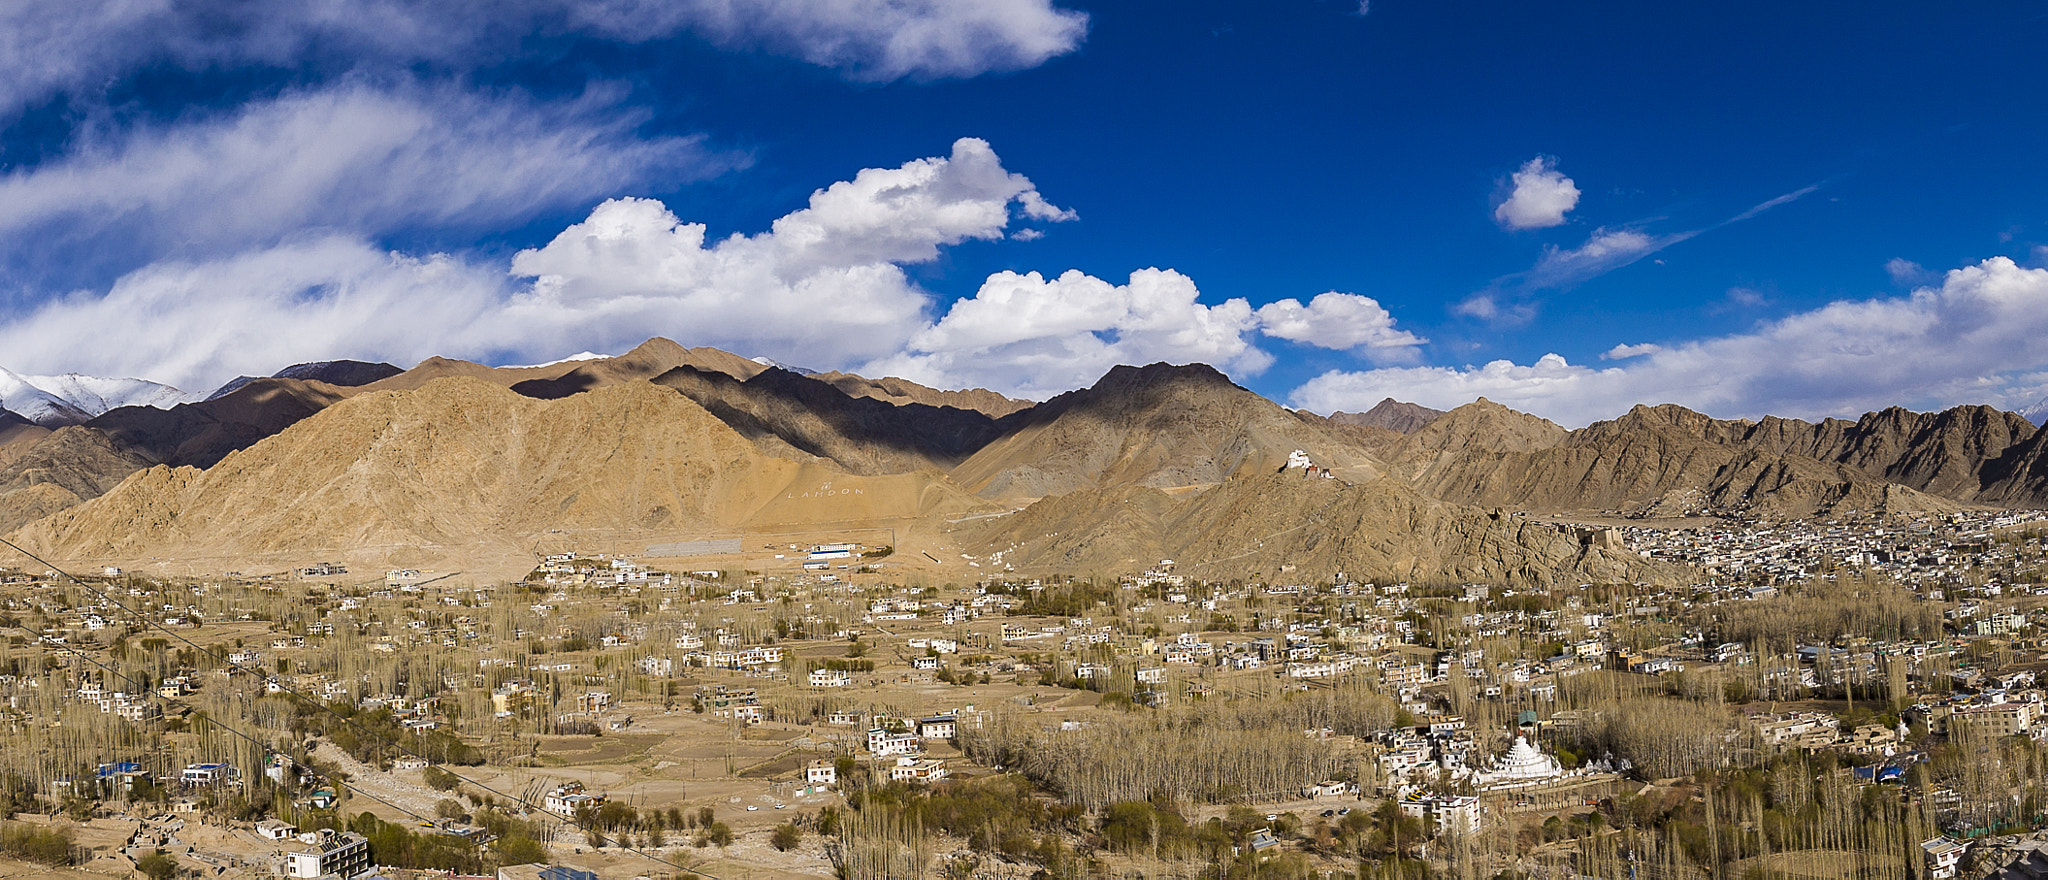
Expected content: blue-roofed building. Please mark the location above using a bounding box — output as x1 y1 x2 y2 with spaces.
499 866 599 880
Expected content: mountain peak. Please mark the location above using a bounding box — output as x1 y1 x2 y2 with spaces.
2024 395 2048 427
1329 397 1445 434
0 367 191 426
207 359 402 400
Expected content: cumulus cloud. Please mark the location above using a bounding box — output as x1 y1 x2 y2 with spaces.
863 268 1272 399
503 137 1074 368
1493 156 1580 230
1292 256 2048 427
1255 292 1425 356
0 135 1399 403
0 138 1076 391
0 82 733 276
0 0 1089 115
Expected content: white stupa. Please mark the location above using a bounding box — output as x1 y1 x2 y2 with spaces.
1472 734 1566 789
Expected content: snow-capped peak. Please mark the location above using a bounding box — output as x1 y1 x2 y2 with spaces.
498 351 610 370
0 368 194 426
2023 395 2048 428
750 355 818 374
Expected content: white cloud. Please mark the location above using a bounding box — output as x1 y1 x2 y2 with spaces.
1493 156 1580 230
0 136 1410 403
1456 226 1685 326
504 137 1074 368
1885 257 1931 285
1255 292 1425 356
1724 286 1768 308
1601 342 1661 360
1293 256 2048 427
578 0 1091 82
0 82 732 269
0 0 1089 115
0 237 507 392
1454 293 1537 324
0 138 1074 391
1526 228 1674 288
863 267 1273 399
1474 182 1821 307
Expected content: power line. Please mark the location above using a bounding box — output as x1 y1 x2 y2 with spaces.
0 537 723 878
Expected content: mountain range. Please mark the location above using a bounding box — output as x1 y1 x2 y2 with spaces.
3 338 2046 584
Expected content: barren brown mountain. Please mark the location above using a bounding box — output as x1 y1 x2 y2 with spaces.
1974 426 2048 507
970 470 1678 587
12 338 2045 584
1356 399 2038 516
85 339 768 474
204 358 401 400
14 377 996 573
0 409 48 462
1329 397 1447 434
809 371 1032 418
0 426 154 532
950 363 1382 499
652 365 1004 474
1739 404 2039 500
18 379 779 569
508 337 767 399
87 377 352 468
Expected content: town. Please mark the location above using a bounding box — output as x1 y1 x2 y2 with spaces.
0 507 2046 880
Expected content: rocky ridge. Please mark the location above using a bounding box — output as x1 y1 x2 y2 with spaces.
7 339 2048 583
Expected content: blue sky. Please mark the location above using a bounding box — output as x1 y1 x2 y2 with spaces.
2 0 2046 426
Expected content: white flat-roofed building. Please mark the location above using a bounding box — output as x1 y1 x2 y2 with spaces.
868 727 921 756
889 756 947 783
917 715 957 741
284 829 370 879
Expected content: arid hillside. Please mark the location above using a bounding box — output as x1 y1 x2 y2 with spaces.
951 363 1382 499
8 339 2047 582
967 470 1679 587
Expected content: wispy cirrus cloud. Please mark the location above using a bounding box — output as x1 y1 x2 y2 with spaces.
0 0 1091 117
1460 182 1824 324
0 82 740 281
